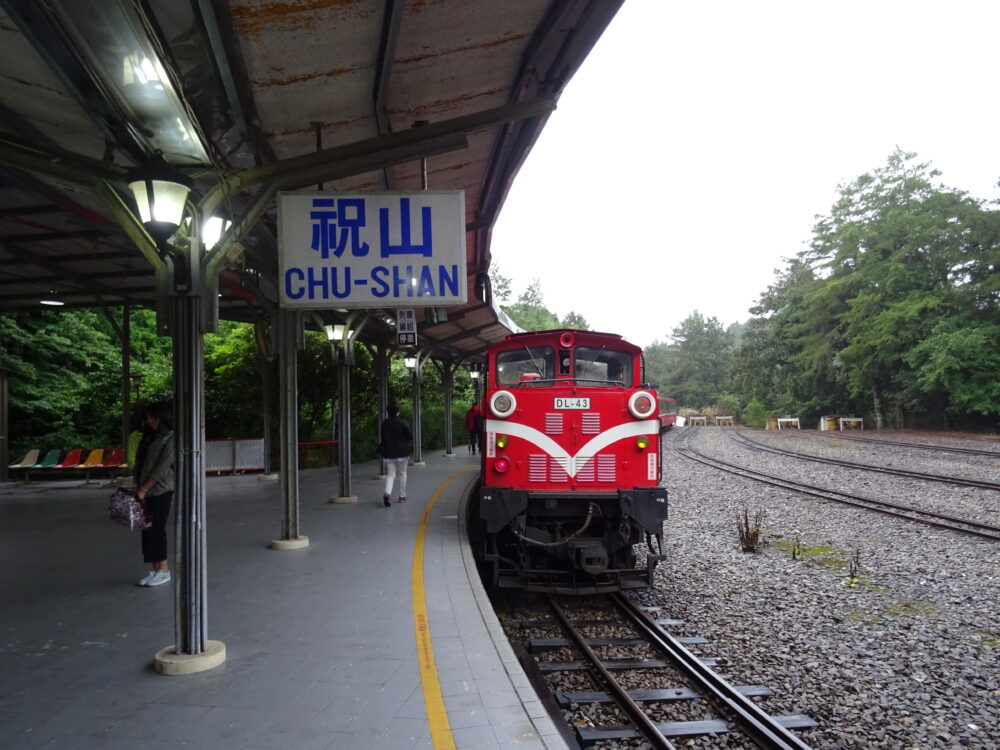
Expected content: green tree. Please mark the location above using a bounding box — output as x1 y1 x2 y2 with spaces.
502 280 561 331
561 311 590 330
804 149 1000 427
643 339 676 393
489 263 513 304
659 312 734 409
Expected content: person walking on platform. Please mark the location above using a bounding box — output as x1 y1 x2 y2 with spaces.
378 402 413 506
465 402 483 454
134 402 175 587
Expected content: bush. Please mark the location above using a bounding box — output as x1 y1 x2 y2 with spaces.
742 398 769 428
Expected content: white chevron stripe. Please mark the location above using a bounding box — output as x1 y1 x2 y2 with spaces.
485 418 657 478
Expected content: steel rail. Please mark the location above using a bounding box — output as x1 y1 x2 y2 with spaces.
727 429 1000 491
546 596 677 750
674 432 1000 542
786 429 1000 458
611 593 814 750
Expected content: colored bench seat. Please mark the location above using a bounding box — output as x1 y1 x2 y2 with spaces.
9 449 40 469
33 449 62 469
53 449 84 469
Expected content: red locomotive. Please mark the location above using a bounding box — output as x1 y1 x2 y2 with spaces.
471 329 669 593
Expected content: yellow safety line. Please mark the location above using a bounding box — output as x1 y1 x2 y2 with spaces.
412 465 475 750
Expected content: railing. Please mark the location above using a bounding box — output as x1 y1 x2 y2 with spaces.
294 440 338 469
207 438 337 473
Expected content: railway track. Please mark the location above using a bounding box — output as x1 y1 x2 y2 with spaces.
520 593 816 749
726 428 1000 492
788 429 1000 458
672 429 1000 542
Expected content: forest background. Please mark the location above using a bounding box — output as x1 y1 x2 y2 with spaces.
2 150 998 461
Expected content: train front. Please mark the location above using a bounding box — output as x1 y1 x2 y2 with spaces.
475 330 669 593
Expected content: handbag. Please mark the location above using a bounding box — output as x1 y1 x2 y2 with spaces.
108 487 151 531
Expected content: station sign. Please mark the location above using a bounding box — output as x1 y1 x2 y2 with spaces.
397 308 417 347
278 191 467 309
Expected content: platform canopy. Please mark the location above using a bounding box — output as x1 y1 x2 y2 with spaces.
0 0 622 359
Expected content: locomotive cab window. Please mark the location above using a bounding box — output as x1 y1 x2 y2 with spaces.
574 347 632 385
496 346 555 385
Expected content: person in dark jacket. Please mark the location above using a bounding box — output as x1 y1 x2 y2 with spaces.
464 403 483 454
133 402 175 587
379 402 413 506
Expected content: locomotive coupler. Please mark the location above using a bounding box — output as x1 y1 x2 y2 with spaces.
571 541 609 574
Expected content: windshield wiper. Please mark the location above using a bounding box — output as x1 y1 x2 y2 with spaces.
523 346 545 376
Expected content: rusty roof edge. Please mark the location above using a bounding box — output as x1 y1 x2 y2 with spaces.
473 0 624 271
199 97 555 214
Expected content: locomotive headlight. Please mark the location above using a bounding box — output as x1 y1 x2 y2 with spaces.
496 434 509 449
628 390 656 419
494 456 510 473
635 436 649 450
490 390 516 418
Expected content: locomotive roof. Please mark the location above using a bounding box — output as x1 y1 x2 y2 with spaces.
498 329 641 353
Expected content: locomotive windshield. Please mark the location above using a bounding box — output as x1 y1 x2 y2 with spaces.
574 347 633 385
496 346 554 385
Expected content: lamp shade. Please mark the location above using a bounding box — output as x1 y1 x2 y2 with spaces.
323 323 348 341
201 215 232 250
127 160 193 243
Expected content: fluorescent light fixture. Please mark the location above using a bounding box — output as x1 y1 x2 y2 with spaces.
48 0 209 164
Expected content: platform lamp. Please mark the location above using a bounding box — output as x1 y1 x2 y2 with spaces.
129 372 144 411
200 214 232 250
126 156 193 246
469 362 482 403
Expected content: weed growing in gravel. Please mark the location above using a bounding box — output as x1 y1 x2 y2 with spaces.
842 548 863 587
736 506 766 552
886 599 938 617
976 631 998 647
848 599 938 625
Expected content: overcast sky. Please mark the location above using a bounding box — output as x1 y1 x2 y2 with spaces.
491 0 1000 348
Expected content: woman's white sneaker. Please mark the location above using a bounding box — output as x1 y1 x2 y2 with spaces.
138 571 156 586
146 571 171 587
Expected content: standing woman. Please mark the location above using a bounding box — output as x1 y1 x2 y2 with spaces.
379 402 413 506
134 402 175 587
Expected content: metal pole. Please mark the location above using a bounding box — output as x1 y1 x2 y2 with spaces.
121 306 131 451
410 361 424 465
376 342 388 478
260 353 273 475
171 292 207 655
337 358 352 498
442 364 454 456
0 360 8 485
279 310 300 539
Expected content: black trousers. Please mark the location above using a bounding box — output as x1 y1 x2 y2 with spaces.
141 491 173 563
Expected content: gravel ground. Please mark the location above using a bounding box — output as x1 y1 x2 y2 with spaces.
637 427 1000 749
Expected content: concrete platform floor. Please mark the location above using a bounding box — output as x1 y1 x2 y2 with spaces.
0 452 568 750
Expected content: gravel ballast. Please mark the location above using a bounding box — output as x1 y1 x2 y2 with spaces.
637 427 1000 749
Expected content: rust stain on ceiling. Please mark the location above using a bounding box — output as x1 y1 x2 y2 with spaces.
262 114 367 137
391 87 505 117
231 0 371 35
396 33 526 65
255 66 356 88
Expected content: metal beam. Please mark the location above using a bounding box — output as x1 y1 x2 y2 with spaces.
0 134 129 190
200 97 555 215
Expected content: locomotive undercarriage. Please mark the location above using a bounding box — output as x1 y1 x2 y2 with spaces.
475 486 669 594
